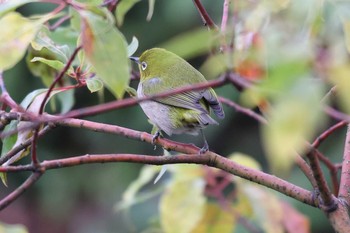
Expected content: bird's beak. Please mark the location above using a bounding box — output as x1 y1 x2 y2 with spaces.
129 57 140 64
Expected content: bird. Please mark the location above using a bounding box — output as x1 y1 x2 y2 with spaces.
130 48 224 154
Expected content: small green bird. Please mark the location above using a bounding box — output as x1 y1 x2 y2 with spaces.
130 48 224 154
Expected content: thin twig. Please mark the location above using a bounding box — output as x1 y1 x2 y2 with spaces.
0 171 44 211
0 125 53 166
295 155 317 189
48 15 71 31
221 0 230 32
312 121 347 149
218 96 267 124
311 121 346 195
338 124 350 203
63 75 227 119
306 147 337 212
0 72 21 110
31 46 82 164
192 0 217 29
324 106 350 123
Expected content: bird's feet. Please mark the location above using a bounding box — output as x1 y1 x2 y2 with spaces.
152 131 161 150
199 141 209 155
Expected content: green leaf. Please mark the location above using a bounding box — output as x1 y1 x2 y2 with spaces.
56 88 75 114
262 78 325 174
115 0 141 26
242 184 284 233
160 180 205 233
0 0 37 18
146 0 156 21
199 54 227 80
31 57 74 74
2 89 67 166
114 165 162 211
127 36 139 57
31 27 71 62
86 76 103 93
0 12 42 71
159 28 215 60
0 222 29 233
81 10 130 99
0 121 18 186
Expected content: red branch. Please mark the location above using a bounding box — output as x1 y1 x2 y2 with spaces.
306 148 337 212
0 171 43 210
339 124 350 203
0 153 315 207
192 0 217 29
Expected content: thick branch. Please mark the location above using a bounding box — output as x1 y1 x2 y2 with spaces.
339 124 350 204
0 153 315 207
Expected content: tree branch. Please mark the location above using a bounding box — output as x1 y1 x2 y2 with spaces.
0 171 44 211
218 96 267 124
192 0 217 29
339 124 350 204
0 152 315 207
306 148 337 212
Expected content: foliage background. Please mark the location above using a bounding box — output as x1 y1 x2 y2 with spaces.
0 0 347 232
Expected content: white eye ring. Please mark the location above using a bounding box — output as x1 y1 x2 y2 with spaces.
141 61 147 71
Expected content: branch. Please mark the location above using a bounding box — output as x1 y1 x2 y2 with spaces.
324 106 350 123
339 124 350 204
31 45 82 164
63 75 227 119
0 153 315 207
0 72 22 111
0 171 43 211
0 125 53 165
192 0 217 29
306 147 337 212
312 121 347 149
218 96 268 124
311 121 346 195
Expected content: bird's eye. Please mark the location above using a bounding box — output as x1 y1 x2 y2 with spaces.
141 62 147 71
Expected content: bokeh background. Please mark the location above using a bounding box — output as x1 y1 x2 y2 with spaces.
0 0 347 232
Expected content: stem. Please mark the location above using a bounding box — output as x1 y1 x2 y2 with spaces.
338 124 350 203
0 125 53 165
312 121 347 149
307 148 337 212
64 75 227 119
31 45 82 164
0 153 315 207
0 171 43 211
221 0 230 32
218 96 267 124
192 0 217 29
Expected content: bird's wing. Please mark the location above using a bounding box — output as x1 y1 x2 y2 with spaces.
141 77 224 118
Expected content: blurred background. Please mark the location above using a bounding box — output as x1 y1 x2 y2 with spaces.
0 0 348 232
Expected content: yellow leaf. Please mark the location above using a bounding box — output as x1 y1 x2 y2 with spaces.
191 203 236 233
229 152 262 170
0 12 41 70
329 64 350 114
343 20 350 54
242 184 284 233
160 180 205 233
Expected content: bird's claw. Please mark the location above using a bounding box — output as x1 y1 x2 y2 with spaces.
198 142 209 155
152 131 161 150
